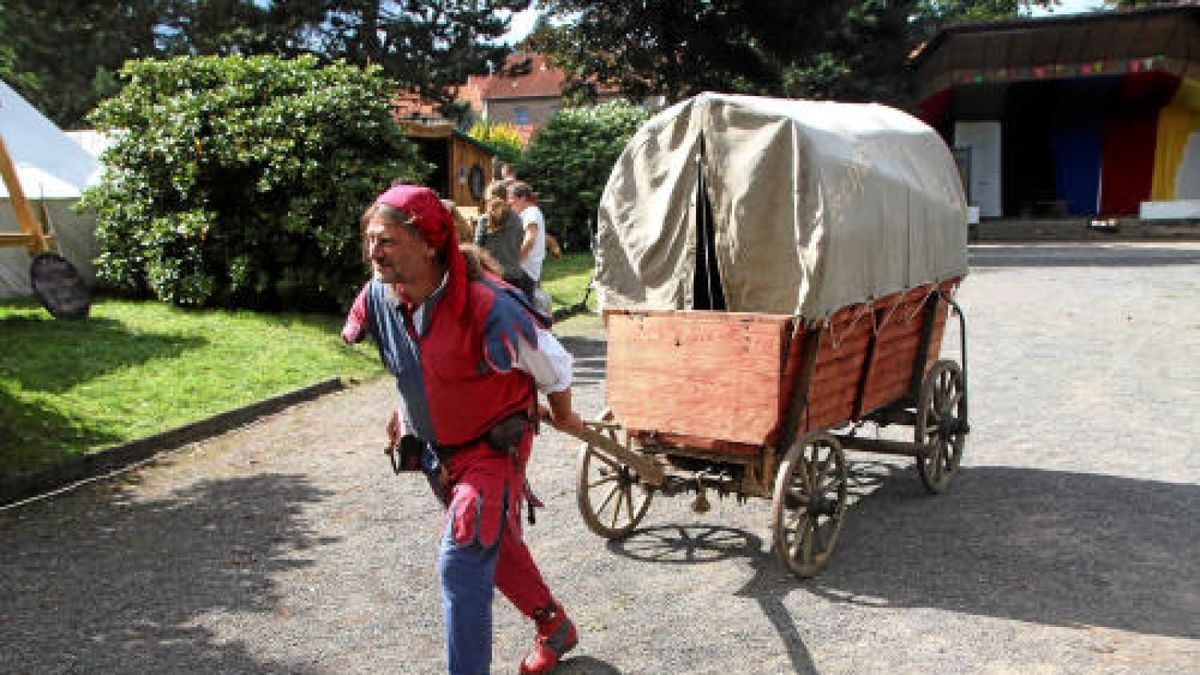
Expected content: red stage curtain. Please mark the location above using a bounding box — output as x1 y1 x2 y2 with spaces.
1100 111 1158 215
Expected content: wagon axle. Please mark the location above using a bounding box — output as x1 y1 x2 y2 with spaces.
656 469 748 513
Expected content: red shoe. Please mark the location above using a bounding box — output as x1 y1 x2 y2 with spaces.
519 602 578 674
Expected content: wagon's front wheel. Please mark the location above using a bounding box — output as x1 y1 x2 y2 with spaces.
771 433 848 578
915 359 968 494
576 416 653 539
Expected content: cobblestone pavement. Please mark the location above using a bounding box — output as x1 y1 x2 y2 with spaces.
1 242 1197 674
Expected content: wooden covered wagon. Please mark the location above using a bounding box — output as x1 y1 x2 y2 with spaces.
562 92 971 577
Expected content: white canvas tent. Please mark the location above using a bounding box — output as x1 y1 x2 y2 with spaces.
0 79 102 298
596 92 969 321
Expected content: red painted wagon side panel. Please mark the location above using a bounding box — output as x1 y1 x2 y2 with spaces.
802 304 873 431
602 279 961 452
858 287 935 415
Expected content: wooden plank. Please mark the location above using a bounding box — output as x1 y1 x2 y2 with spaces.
630 430 763 458
606 311 791 445
0 135 50 254
856 284 943 416
0 232 36 247
803 399 856 431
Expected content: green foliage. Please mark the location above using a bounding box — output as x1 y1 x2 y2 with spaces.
1105 0 1175 6
531 0 803 103
315 1 531 116
468 121 526 163
532 0 1063 108
81 54 430 310
1 0 158 127
517 100 649 251
2 1 529 129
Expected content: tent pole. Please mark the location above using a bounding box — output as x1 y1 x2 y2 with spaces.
0 133 52 254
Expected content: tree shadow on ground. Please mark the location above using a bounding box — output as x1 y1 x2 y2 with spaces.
0 473 336 673
813 463 1199 639
604 463 1199 672
0 386 124 473
0 314 209 472
0 314 207 393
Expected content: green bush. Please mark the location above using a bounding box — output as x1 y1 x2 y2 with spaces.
468 120 525 163
81 54 431 310
516 100 649 251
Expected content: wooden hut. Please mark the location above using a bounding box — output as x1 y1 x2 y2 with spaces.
402 121 498 223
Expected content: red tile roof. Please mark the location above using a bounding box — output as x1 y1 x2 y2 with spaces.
466 53 566 101
390 89 446 123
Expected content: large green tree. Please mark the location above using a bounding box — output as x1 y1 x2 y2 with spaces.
3 0 530 128
2 0 164 127
528 0 1063 108
312 0 529 112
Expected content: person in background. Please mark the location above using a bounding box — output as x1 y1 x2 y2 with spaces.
494 168 562 258
342 184 583 675
508 181 547 285
474 182 536 298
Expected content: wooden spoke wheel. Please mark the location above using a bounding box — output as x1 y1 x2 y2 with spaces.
771 433 848 578
915 359 968 494
576 416 653 539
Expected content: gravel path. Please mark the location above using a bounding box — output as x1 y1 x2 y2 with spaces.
1 242 1197 674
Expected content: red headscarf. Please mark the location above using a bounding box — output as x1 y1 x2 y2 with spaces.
375 185 468 320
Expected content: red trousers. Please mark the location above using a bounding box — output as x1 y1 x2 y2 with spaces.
440 429 554 615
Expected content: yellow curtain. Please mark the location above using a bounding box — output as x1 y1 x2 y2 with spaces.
1152 78 1200 201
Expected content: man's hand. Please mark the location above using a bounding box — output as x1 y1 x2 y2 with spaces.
549 409 585 435
542 390 585 436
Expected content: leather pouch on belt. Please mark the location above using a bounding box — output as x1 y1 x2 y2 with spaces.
390 434 425 473
484 414 528 458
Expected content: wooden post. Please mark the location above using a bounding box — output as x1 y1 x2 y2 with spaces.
0 133 52 254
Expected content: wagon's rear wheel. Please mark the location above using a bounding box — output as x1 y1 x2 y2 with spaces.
771 433 848 578
915 359 968 494
576 415 653 539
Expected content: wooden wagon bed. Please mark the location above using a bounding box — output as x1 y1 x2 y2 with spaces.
605 278 961 458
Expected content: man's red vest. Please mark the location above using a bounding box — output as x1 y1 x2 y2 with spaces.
421 278 536 445
364 274 544 447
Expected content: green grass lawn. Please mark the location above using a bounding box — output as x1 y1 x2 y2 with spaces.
0 298 382 474
541 251 596 312
0 253 597 476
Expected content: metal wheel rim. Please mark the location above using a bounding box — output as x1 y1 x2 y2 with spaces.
771 433 848 578
576 425 653 539
915 359 967 494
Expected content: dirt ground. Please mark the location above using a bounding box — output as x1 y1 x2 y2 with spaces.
1 242 1197 674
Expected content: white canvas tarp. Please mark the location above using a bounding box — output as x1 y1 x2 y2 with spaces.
0 79 102 298
596 92 969 321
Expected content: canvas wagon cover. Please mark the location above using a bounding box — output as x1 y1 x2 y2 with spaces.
595 92 968 321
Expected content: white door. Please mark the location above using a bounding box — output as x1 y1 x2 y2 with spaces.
954 121 1002 218
1175 131 1200 199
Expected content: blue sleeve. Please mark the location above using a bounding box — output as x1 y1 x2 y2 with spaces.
480 282 540 373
